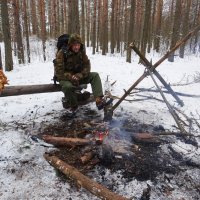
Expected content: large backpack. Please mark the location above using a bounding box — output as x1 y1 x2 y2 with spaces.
53 34 70 84
56 34 70 51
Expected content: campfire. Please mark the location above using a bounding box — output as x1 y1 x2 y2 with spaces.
40 113 166 200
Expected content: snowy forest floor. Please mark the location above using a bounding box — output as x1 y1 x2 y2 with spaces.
0 49 200 199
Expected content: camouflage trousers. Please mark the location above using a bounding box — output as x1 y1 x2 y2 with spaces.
59 72 103 107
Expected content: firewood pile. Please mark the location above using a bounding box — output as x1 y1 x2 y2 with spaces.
0 70 8 92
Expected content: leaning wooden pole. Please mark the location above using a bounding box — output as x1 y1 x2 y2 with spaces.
130 43 184 106
146 68 187 134
112 25 200 111
44 153 129 200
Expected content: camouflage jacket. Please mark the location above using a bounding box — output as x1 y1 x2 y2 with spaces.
54 48 91 82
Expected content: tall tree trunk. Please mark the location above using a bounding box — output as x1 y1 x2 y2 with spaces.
1 0 13 71
102 0 108 55
179 0 191 58
31 1 38 35
23 0 30 63
57 0 61 35
123 0 128 46
63 0 68 33
60 0 65 34
68 0 80 34
140 0 152 60
92 0 97 54
115 0 120 53
96 0 101 52
86 0 91 47
126 0 136 63
13 0 25 64
168 0 182 62
135 0 144 48
110 0 115 54
52 0 58 37
39 0 46 61
81 0 85 44
154 0 163 52
191 0 200 54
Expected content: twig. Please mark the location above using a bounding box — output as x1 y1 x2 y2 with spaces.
111 80 117 86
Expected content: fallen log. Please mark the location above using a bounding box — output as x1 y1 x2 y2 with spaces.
0 84 61 97
0 83 88 97
44 153 129 200
42 135 91 147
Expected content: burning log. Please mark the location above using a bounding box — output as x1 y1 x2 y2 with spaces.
42 135 91 147
44 153 129 200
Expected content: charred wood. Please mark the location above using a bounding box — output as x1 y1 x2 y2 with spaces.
80 152 95 164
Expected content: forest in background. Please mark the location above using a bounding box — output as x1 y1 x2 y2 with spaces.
0 0 200 71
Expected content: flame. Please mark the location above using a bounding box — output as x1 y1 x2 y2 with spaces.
95 130 109 144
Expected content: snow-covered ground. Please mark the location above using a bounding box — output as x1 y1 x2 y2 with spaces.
0 47 200 199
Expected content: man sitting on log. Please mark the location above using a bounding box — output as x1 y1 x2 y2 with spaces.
54 33 112 113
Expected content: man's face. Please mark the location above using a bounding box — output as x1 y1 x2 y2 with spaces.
71 42 81 53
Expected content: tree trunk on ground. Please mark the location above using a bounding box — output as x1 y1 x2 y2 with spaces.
44 153 129 200
0 84 61 97
0 0 13 71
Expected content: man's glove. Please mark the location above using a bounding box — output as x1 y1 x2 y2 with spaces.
71 74 80 86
